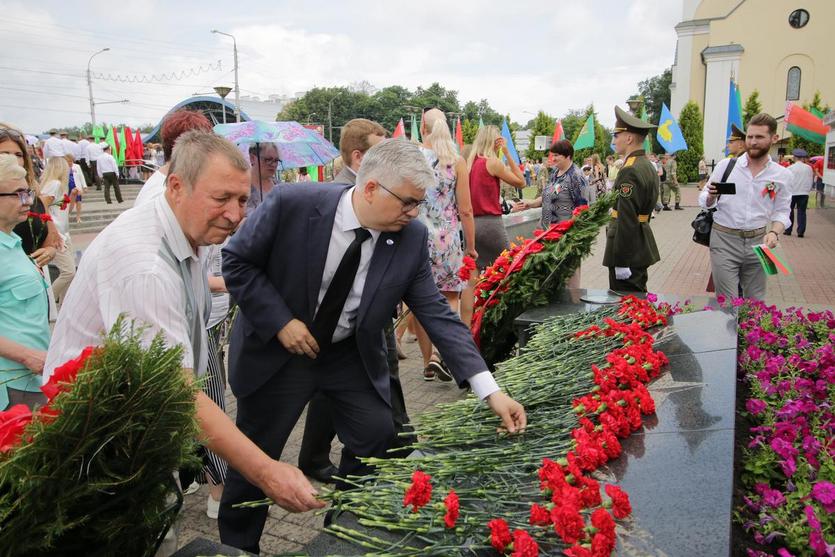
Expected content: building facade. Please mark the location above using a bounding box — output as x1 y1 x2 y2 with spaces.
670 0 834 164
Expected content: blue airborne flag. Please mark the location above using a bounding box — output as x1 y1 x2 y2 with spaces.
500 119 521 165
656 103 688 153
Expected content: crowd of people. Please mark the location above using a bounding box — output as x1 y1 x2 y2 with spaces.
0 101 826 554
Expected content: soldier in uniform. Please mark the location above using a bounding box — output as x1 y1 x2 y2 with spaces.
603 106 661 292
727 123 746 157
661 153 682 210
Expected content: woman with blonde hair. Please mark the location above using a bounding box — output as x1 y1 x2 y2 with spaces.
64 153 87 223
467 125 525 269
39 156 75 302
411 108 478 381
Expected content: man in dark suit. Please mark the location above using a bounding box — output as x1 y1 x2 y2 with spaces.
219 139 526 553
297 118 395 483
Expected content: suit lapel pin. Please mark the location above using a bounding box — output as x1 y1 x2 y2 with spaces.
386 239 394 246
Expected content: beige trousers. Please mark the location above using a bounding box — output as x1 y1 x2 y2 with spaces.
51 235 76 303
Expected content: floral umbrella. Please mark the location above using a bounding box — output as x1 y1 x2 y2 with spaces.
213 120 339 171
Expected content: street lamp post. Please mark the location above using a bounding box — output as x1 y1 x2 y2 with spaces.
626 95 644 117
213 86 232 124
86 47 110 128
211 29 240 122
327 94 342 143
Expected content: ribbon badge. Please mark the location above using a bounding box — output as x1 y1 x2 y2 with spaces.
761 182 777 200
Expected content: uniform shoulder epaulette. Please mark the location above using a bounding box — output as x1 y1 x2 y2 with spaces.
624 158 636 168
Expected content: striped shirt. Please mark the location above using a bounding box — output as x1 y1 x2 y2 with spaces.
44 194 208 380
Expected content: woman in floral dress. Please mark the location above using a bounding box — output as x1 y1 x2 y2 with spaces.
413 109 477 381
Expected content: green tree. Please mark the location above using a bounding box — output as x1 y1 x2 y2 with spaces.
676 101 704 182
742 90 762 127
524 111 556 162
634 68 672 152
461 118 479 144
789 91 829 157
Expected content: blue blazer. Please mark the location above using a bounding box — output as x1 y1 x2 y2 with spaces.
222 183 487 402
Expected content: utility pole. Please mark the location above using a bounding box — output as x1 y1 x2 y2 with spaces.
86 47 110 128
327 94 341 143
212 30 240 122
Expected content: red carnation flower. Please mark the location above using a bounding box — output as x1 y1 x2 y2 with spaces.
443 489 459 528
457 256 477 282
0 404 33 452
572 205 589 216
402 470 432 512
564 544 593 557
487 518 512 552
604 484 632 519
510 529 540 557
590 508 615 537
39 213 53 222
41 346 95 402
551 503 586 545
590 531 616 556
529 503 552 526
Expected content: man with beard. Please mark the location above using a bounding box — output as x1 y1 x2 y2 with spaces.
699 113 791 300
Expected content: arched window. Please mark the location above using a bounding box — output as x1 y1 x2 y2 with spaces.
786 66 801 100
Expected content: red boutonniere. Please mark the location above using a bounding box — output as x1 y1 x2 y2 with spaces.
761 182 777 200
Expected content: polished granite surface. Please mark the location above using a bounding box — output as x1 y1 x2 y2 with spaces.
171 538 253 556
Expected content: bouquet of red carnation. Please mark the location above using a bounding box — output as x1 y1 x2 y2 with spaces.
0 317 200 556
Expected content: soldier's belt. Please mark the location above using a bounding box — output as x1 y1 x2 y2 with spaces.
712 223 767 238
611 210 650 223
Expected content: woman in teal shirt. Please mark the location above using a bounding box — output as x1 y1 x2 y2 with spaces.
0 154 50 410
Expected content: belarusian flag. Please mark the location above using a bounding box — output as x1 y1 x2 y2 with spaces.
392 118 405 139
573 115 595 150
785 102 827 144
547 119 564 164
455 117 464 152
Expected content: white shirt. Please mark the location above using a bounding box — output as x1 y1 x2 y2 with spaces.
86 142 104 162
61 138 77 159
699 153 792 230
320 188 499 400
43 136 64 159
787 161 814 196
41 179 69 237
97 153 118 176
77 139 90 161
134 169 167 206
70 163 87 192
44 194 208 380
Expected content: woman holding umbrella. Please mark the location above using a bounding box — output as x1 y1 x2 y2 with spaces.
246 142 279 214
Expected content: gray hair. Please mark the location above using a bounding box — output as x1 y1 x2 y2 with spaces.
0 153 27 184
168 130 249 189
356 139 434 191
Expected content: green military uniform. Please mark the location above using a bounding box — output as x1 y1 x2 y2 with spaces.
603 106 661 292
661 156 681 209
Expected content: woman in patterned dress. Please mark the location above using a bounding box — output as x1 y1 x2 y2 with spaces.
413 108 477 381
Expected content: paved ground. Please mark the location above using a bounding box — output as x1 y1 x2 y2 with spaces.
161 184 834 554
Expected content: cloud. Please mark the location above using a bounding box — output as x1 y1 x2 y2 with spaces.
0 0 682 133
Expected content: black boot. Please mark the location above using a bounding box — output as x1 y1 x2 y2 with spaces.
662 204 672 211
674 203 683 210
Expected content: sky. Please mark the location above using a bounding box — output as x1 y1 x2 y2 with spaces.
0 0 683 135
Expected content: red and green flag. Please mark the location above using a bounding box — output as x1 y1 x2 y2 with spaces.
547 119 564 164
455 117 464 152
785 102 827 145
392 118 405 139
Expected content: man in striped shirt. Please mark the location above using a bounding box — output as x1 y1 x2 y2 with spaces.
44 131 324 517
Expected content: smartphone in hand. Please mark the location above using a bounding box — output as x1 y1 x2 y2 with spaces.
712 182 736 195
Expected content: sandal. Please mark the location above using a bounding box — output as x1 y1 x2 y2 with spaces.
423 366 436 381
427 358 452 382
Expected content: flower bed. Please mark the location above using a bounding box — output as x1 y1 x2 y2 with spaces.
0 319 199 556
734 299 834 557
311 296 673 556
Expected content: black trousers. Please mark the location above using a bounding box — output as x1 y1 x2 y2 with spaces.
89 160 101 189
102 172 122 204
78 159 92 186
298 323 414 470
786 195 808 236
608 266 649 293
218 337 395 554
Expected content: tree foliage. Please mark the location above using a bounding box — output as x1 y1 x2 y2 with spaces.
635 68 672 152
277 83 509 143
677 101 704 182
742 90 762 127
524 111 556 162
788 91 829 157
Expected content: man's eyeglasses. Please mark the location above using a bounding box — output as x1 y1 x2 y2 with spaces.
0 189 34 204
377 181 426 213
261 157 280 165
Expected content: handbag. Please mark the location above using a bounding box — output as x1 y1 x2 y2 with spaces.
691 158 737 246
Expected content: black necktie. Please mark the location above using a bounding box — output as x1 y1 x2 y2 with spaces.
313 227 372 345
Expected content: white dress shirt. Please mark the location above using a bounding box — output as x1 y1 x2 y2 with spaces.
61 139 77 159
86 142 104 162
699 154 792 230
320 188 499 400
134 169 167 206
43 136 65 159
77 139 90 161
787 161 814 196
97 153 118 176
41 179 69 237
44 194 208 380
